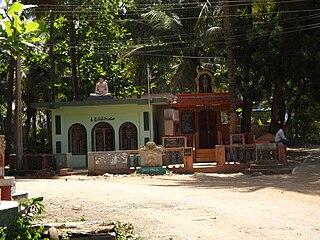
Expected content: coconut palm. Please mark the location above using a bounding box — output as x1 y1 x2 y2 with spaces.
123 0 222 93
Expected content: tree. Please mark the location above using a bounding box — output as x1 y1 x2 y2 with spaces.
0 1 39 170
123 0 221 93
222 0 237 134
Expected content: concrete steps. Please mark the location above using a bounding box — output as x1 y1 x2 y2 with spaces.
245 162 293 175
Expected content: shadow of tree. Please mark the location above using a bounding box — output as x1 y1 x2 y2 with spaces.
149 146 320 196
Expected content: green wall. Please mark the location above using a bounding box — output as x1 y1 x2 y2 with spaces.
51 103 162 168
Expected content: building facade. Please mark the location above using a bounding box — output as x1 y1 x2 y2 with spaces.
34 96 171 168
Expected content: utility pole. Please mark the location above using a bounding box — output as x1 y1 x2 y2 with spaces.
147 64 154 142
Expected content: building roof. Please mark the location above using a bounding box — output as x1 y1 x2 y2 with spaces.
32 94 171 110
170 93 242 110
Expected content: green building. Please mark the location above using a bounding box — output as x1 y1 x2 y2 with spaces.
34 95 173 168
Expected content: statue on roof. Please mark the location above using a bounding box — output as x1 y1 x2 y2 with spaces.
90 77 111 97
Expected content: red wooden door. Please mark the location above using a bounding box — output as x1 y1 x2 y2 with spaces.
199 110 217 149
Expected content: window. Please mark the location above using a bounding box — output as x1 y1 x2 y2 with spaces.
69 124 87 154
120 122 138 150
56 141 61 153
93 122 115 151
181 111 195 133
143 112 149 131
55 115 61 135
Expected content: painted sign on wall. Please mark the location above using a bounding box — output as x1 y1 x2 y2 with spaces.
90 116 115 122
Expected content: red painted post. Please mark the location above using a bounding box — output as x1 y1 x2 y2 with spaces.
183 148 193 172
215 145 226 166
277 143 287 165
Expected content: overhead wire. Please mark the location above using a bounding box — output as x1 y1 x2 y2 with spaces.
30 1 320 59
45 20 320 60
33 0 311 9
43 11 320 49
32 0 318 17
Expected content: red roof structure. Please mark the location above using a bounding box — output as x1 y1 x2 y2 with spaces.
170 93 242 110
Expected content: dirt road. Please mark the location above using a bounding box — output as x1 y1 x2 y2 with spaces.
16 147 320 240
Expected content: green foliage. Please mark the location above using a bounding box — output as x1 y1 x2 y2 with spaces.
0 1 39 57
0 0 319 146
113 221 142 240
0 197 46 240
3 216 44 240
73 215 87 222
20 196 46 221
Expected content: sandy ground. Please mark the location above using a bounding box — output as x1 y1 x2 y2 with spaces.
16 146 320 240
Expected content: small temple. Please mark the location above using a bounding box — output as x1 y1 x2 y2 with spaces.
27 67 287 175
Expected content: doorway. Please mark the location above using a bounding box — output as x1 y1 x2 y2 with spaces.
198 110 218 149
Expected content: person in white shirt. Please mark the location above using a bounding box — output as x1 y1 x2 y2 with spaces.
275 124 289 145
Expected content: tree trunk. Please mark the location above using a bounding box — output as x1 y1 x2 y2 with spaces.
45 110 52 153
24 95 37 153
47 11 56 150
241 96 253 133
49 12 55 102
270 85 286 134
270 60 286 134
68 6 79 100
222 1 237 134
32 111 37 144
5 56 15 167
240 1 254 133
15 54 23 170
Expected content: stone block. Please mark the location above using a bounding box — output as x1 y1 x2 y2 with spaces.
0 177 15 200
140 151 163 167
255 143 277 163
88 151 129 174
0 201 18 226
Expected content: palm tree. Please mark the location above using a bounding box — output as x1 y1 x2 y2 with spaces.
123 0 220 92
222 0 237 134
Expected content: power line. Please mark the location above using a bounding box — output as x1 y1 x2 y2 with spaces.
43 20 319 59
33 7 320 18
43 14 320 49
34 0 311 9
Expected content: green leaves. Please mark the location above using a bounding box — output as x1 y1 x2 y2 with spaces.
24 21 39 35
7 2 23 16
2 20 12 37
13 15 22 33
0 2 39 57
0 197 46 240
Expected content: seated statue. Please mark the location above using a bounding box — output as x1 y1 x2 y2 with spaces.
90 77 111 96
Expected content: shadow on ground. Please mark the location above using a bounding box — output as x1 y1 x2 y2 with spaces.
149 145 320 196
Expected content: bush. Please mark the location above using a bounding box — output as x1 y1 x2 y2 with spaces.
0 197 45 240
113 221 142 240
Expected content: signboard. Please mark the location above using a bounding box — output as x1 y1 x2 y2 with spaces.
162 136 186 148
183 148 192 156
90 116 115 122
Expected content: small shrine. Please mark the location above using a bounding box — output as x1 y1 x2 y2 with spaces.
165 67 242 163
137 142 166 175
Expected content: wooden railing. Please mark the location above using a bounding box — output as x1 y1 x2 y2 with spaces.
9 153 73 172
224 144 256 164
128 148 187 168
